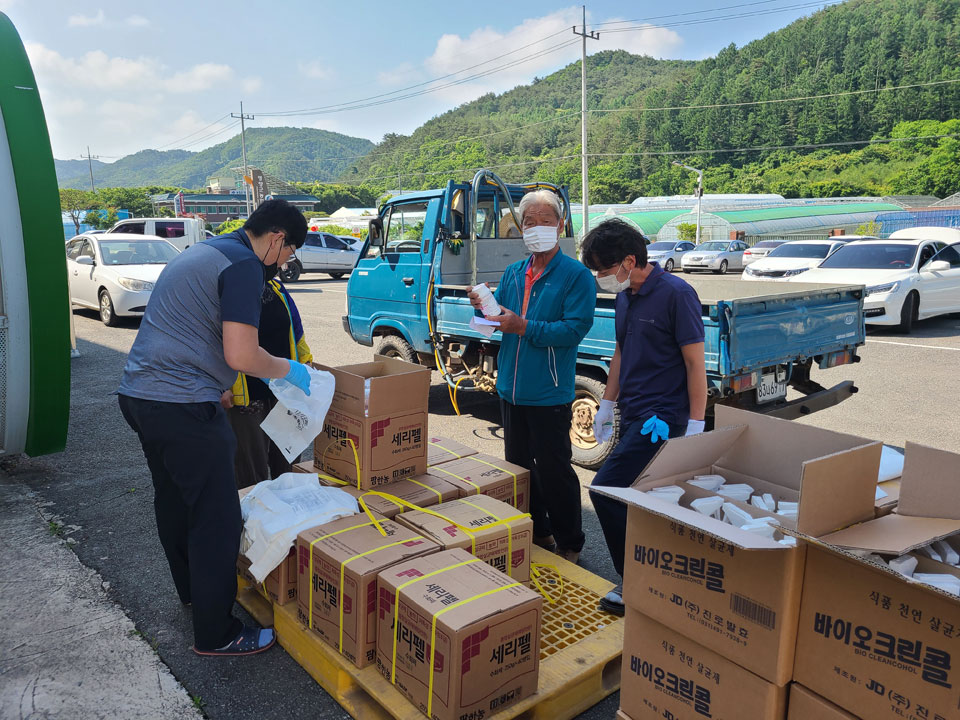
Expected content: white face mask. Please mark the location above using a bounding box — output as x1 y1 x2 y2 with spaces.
523 225 559 253
596 263 631 293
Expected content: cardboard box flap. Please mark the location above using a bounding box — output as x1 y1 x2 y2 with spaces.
319 355 430 417
896 442 960 520
592 486 785 550
820 513 960 555
714 405 879 491
796 443 881 537
633 424 746 486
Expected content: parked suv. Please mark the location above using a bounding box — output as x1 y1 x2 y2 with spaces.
280 231 359 282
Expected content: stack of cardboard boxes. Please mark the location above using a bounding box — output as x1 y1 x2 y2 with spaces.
270 355 543 720
600 405 960 720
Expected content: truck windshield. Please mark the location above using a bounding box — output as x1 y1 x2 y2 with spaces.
819 243 918 269
768 243 832 259
385 201 428 253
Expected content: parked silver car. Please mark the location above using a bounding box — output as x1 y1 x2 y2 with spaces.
681 239 748 274
280 231 359 282
646 240 696 272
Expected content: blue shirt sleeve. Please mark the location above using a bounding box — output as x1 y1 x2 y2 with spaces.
674 286 705 347
218 258 264 327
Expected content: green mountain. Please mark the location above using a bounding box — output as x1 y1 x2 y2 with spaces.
341 0 960 201
56 127 375 190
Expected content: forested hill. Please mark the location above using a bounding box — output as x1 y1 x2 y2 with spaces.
340 0 960 202
57 127 375 189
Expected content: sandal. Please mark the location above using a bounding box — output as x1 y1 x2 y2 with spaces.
193 625 275 657
598 584 625 616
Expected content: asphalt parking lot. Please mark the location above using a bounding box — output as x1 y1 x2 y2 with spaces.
5 271 960 719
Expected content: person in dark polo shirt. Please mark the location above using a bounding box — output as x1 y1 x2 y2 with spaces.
580 219 707 615
117 199 311 656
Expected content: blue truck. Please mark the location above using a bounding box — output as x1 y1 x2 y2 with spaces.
342 171 865 468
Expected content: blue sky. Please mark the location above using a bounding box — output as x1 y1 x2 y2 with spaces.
2 0 838 161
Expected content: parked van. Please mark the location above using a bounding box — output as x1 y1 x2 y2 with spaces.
106 217 206 251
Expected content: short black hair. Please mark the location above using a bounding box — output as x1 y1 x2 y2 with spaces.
244 199 308 248
580 218 648 271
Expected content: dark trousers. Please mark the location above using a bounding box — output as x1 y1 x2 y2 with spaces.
500 399 585 553
589 417 686 577
119 394 243 651
228 398 291 490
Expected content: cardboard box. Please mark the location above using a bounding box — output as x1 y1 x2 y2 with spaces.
615 711 634 720
425 453 530 513
395 494 533 582
793 442 960 720
315 472 461 519
426 436 478 467
593 406 881 685
238 548 298 606
875 478 900 517
621 609 788 720
313 356 430 489
787 684 858 720
296 513 440 668
376 548 542 720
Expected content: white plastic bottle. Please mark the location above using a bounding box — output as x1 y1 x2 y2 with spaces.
472 283 501 316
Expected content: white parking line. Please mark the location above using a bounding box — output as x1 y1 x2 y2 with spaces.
867 339 960 351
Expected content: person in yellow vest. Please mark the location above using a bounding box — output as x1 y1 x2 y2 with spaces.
220 275 312 488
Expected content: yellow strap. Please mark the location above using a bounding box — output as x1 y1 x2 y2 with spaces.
470 456 519 509
308 519 376 630
429 464 481 495
427 583 523 717
458 497 514 579
390 558 484 684
529 562 564 605
318 437 362 488
338 538 415 656
427 441 462 460
404 476 444 503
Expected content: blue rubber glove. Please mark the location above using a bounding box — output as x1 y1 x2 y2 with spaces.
283 360 312 396
640 414 669 444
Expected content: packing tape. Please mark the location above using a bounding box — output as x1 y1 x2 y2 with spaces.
470 456 519 510
308 519 377 630
427 440 466 463
529 562 564 605
428 464 481 495
457 497 516 579
317 436 362 488
426 583 523 717
390 557 484 683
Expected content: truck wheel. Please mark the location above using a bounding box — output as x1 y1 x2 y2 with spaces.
895 291 919 333
328 272 345 279
570 374 617 470
375 335 418 364
280 260 302 283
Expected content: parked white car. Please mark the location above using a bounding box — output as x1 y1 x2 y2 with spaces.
681 239 749 274
645 240 696 272
280 231 359 282
791 237 960 332
66 233 179 326
741 239 786 265
742 239 849 281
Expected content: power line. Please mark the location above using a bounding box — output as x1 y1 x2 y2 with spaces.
174 119 242 151
589 0 802 28
601 1 841 34
154 113 232 150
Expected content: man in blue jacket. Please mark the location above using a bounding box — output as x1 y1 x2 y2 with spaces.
469 190 596 563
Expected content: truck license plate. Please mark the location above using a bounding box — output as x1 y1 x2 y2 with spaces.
756 373 787 404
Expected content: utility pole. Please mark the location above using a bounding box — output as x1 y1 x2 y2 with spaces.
80 146 98 192
573 6 599 241
231 102 255 216
672 161 704 244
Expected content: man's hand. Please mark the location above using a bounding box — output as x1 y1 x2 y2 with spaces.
466 283 488 312
593 399 616 444
685 419 705 436
491 305 525 335
220 390 234 410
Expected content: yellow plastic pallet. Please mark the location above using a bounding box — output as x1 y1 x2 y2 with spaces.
270 547 623 720
236 574 276 628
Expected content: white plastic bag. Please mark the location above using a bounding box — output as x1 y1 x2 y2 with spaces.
261 367 336 463
240 472 359 582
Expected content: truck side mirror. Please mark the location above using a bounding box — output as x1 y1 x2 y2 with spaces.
368 218 384 247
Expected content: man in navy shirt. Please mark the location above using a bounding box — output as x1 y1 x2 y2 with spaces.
580 219 707 615
118 199 311 656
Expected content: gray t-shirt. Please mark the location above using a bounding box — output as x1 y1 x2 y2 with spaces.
118 229 264 403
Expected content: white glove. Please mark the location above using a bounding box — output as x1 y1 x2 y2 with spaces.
593 399 616 444
685 419 706 436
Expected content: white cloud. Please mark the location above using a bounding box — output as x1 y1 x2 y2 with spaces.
125 15 149 27
67 9 105 27
593 20 682 58
164 63 233 92
299 60 332 80
26 43 156 89
378 62 419 88
242 76 262 94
